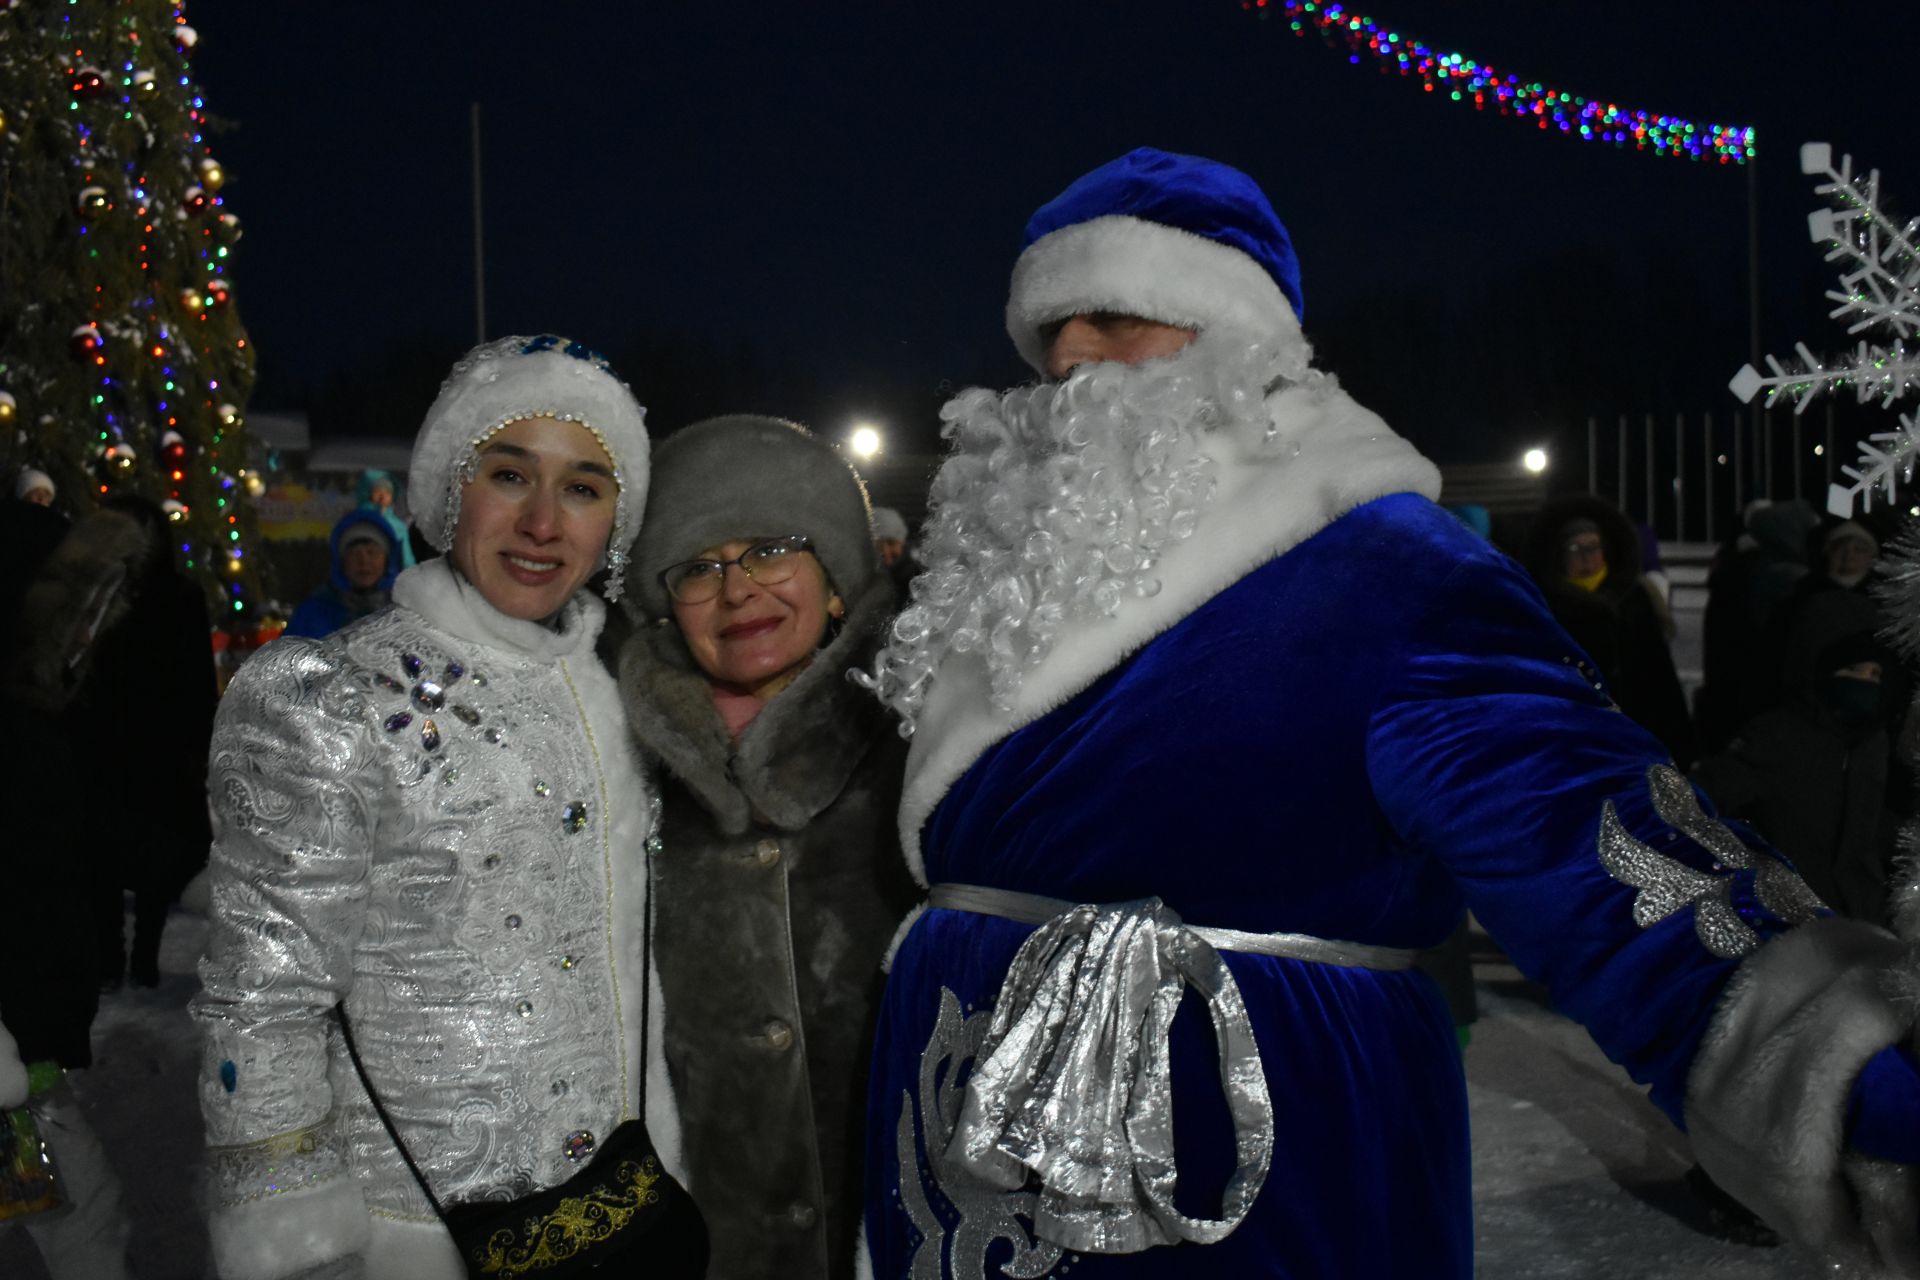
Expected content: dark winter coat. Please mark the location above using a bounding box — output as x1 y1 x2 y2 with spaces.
1526 494 1696 767
0 503 148 1064
619 579 919 1280
1692 691 1893 924
76 520 216 894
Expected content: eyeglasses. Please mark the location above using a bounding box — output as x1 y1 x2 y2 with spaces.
659 535 815 605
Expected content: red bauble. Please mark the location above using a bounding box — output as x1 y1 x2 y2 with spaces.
71 323 104 361
68 65 106 97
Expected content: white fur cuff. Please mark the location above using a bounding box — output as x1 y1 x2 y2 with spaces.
1686 917 1918 1270
1006 215 1302 372
209 1176 371 1280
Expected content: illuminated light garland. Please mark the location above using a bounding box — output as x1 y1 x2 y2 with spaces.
1248 0 1757 163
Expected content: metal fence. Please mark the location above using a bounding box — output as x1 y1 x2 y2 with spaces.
1585 402 1845 545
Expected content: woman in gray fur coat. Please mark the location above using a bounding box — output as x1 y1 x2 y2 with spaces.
620 415 919 1280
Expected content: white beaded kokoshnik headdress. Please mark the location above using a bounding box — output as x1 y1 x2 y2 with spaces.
408 334 652 602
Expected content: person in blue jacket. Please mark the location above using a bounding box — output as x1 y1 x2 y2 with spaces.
855 148 1920 1278
284 506 402 639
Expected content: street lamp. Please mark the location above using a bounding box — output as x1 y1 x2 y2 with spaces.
850 424 883 459
1522 448 1550 474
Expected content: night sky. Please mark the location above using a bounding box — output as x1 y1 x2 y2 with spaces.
189 1 1917 467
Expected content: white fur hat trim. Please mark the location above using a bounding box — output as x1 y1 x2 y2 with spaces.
1006 214 1303 374
408 337 651 566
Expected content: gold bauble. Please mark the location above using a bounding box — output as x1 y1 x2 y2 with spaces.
198 158 225 191
0 106 9 136
0 392 16 429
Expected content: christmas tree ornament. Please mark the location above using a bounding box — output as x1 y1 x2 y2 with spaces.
1729 143 1919 516
68 65 106 98
6 0 263 624
162 499 188 522
70 323 104 361
173 25 198 54
217 403 240 427
0 391 15 429
218 211 242 240
0 107 9 137
206 276 231 306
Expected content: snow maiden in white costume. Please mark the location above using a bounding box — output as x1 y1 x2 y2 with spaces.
858 149 1920 1277
193 337 682 1280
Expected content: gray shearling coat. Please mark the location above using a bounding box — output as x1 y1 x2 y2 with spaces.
619 581 918 1280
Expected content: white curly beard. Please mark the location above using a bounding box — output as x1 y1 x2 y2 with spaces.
858 335 1318 731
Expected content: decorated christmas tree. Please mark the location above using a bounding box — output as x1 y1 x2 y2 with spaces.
0 0 266 623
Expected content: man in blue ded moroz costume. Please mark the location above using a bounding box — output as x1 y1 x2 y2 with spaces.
855 147 1920 1277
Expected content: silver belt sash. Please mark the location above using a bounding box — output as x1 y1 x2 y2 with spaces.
928 883 1417 1254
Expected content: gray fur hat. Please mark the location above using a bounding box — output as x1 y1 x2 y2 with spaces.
632 415 878 619
409 335 650 600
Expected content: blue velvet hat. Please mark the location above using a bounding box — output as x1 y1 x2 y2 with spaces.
1006 147 1306 373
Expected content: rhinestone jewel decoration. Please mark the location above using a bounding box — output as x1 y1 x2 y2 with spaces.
372 672 405 695
505 914 522 930
451 703 481 726
383 711 413 733
485 727 504 745
560 954 577 970
401 653 424 679
561 802 588 833
420 720 440 751
564 1130 596 1162
444 660 465 683
515 1000 533 1018
533 780 550 797
412 680 445 712
470 671 489 687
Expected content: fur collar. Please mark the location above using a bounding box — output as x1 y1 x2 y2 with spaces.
619 577 897 836
390 557 604 661
896 380 1440 881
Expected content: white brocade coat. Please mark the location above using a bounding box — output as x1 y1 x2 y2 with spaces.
192 560 680 1280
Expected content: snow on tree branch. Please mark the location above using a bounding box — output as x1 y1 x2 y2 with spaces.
1729 143 1920 516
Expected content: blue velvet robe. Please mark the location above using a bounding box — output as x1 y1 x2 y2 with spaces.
863 493 1834 1278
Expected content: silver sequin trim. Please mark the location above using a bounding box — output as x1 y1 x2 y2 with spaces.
898 988 1064 1278
1597 764 1826 959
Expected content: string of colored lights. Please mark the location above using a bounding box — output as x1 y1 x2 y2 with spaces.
58 0 260 618
1249 1 1757 163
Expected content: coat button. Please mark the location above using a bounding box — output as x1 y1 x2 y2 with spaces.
785 1201 817 1230
762 1019 794 1051
753 838 781 867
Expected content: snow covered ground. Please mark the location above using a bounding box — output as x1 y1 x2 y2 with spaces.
3 912 1818 1278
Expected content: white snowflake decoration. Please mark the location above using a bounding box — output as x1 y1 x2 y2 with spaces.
1729 142 1920 516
